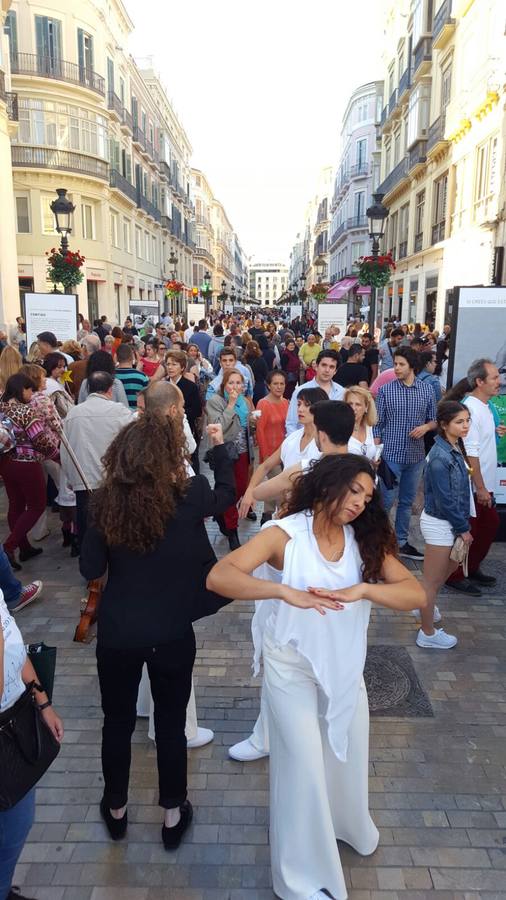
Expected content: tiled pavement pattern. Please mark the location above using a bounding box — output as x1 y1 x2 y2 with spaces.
4 485 506 900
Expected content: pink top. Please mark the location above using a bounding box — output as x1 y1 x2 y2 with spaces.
369 369 397 398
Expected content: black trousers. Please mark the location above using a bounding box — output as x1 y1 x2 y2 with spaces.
75 489 90 552
96 628 196 809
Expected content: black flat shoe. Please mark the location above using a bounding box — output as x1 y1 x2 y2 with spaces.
246 510 257 521
19 546 43 562
70 535 80 558
228 530 241 551
468 569 496 586
8 889 36 900
100 798 128 840
6 551 21 571
61 528 72 547
215 514 229 536
162 800 193 850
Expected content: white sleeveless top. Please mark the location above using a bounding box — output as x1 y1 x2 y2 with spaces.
348 424 376 461
0 590 27 712
251 513 371 762
280 429 320 469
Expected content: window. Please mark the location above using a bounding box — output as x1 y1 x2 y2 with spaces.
415 190 425 251
77 29 94 75
41 194 58 234
152 236 157 265
393 129 401 165
474 135 498 220
353 190 366 223
351 241 366 266
15 98 108 159
110 211 119 247
441 61 452 112
389 210 398 257
356 138 367 168
384 140 391 177
135 226 142 258
81 203 95 240
407 84 430 148
107 58 114 94
398 203 409 258
144 231 150 262
5 10 18 63
432 173 448 243
35 16 62 70
15 196 31 233
123 218 131 253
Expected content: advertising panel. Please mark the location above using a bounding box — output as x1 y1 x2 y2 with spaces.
25 293 78 350
187 302 206 324
128 299 160 329
317 302 348 337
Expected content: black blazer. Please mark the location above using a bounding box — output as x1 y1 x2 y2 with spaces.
79 445 235 648
176 376 202 436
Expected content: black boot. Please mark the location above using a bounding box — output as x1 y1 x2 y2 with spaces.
19 546 43 562
62 527 72 547
215 515 229 537
228 530 241 551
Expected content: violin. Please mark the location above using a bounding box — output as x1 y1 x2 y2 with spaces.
74 578 102 643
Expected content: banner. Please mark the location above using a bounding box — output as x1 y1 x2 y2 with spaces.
317 302 348 338
187 302 206 324
128 299 160 328
448 286 506 503
25 293 78 350
289 305 302 320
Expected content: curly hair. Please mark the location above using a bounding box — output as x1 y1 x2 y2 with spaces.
90 412 189 553
281 453 397 582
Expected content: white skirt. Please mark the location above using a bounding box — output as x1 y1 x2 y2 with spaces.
420 510 454 547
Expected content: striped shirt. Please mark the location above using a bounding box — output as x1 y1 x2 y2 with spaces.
373 376 437 464
115 368 150 409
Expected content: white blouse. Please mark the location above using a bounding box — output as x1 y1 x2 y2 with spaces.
0 590 27 712
348 424 376 460
251 513 371 762
280 429 320 469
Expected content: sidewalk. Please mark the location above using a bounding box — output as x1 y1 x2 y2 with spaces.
7 500 506 900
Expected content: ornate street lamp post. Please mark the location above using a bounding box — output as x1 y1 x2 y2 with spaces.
50 188 75 254
366 192 389 335
201 269 213 312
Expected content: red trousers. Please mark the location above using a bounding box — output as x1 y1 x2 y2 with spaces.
447 492 499 582
223 452 250 531
0 456 46 553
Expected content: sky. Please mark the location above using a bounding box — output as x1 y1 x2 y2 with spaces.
128 0 385 265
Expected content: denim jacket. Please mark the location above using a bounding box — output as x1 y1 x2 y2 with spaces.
424 434 471 535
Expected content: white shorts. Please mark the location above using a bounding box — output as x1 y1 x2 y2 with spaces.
420 510 454 547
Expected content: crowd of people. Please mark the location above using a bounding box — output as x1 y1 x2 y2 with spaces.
0 307 504 900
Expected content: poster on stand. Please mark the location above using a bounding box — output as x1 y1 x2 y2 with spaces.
317 302 348 338
128 299 160 329
289 305 302 321
448 286 506 503
187 302 206 324
25 293 78 350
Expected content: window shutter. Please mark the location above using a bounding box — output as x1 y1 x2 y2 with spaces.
77 28 84 71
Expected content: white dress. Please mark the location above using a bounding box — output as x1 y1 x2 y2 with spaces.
252 514 378 900
280 429 320 469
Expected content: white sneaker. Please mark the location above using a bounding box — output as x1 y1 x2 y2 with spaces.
416 628 457 649
411 605 441 623
187 727 214 749
228 737 269 761
308 892 329 900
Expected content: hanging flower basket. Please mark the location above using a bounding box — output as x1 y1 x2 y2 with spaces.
46 247 85 292
165 279 185 301
310 283 330 303
357 253 396 288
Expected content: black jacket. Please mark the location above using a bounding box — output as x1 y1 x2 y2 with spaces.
176 375 202 436
79 445 235 648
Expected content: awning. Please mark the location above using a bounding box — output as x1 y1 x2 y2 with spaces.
356 284 371 295
326 277 357 300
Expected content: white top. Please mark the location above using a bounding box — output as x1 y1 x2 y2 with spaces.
348 424 376 460
0 590 27 712
464 396 497 492
280 429 320 469
251 513 371 762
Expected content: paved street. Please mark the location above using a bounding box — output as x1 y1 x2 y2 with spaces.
6 495 506 900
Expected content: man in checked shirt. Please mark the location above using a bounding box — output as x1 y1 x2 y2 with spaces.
374 346 437 559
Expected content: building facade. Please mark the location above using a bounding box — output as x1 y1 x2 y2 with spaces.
250 262 288 306
329 80 384 314
0 0 19 330
6 0 195 324
376 0 505 328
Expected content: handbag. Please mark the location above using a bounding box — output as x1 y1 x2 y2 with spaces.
449 535 469 577
377 457 398 490
27 642 57 701
0 682 60 810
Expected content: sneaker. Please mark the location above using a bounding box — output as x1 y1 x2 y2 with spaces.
399 542 424 560
411 605 441 624
468 569 496 586
228 737 269 762
446 578 481 596
416 628 458 649
9 581 43 613
187 727 214 749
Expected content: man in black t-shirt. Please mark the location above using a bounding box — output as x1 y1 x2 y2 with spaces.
361 334 379 385
335 344 369 388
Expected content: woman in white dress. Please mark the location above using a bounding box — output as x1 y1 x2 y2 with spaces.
344 386 378 461
208 454 425 900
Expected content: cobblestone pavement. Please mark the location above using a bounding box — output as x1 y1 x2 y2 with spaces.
5 490 506 900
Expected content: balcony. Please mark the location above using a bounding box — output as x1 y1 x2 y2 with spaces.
137 192 161 223
398 67 411 102
12 145 108 179
433 0 455 49
350 162 370 179
10 52 105 95
388 89 398 117
377 155 409 198
2 89 19 122
171 220 182 241
161 215 172 231
413 37 432 82
107 91 123 119
346 215 367 230
195 246 215 264
427 113 448 157
132 125 146 151
380 105 387 128
159 160 171 181
431 221 445 245
144 138 154 160
329 222 346 246
110 168 137 204
120 107 132 133
408 139 427 174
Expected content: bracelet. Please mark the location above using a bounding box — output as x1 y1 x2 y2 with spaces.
32 682 45 693
37 700 52 711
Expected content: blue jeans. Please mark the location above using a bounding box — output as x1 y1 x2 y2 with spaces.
381 459 425 545
0 544 22 610
0 788 35 899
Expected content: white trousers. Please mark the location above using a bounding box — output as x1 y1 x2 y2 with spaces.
137 665 198 742
263 633 378 900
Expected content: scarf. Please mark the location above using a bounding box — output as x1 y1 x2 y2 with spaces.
224 390 249 427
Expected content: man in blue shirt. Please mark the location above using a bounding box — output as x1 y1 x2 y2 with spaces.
189 319 212 359
285 350 344 434
206 347 254 400
374 346 437 558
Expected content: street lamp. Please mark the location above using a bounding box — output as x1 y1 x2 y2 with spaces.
50 188 75 254
169 249 178 278
366 192 389 335
314 255 326 283
230 287 237 305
